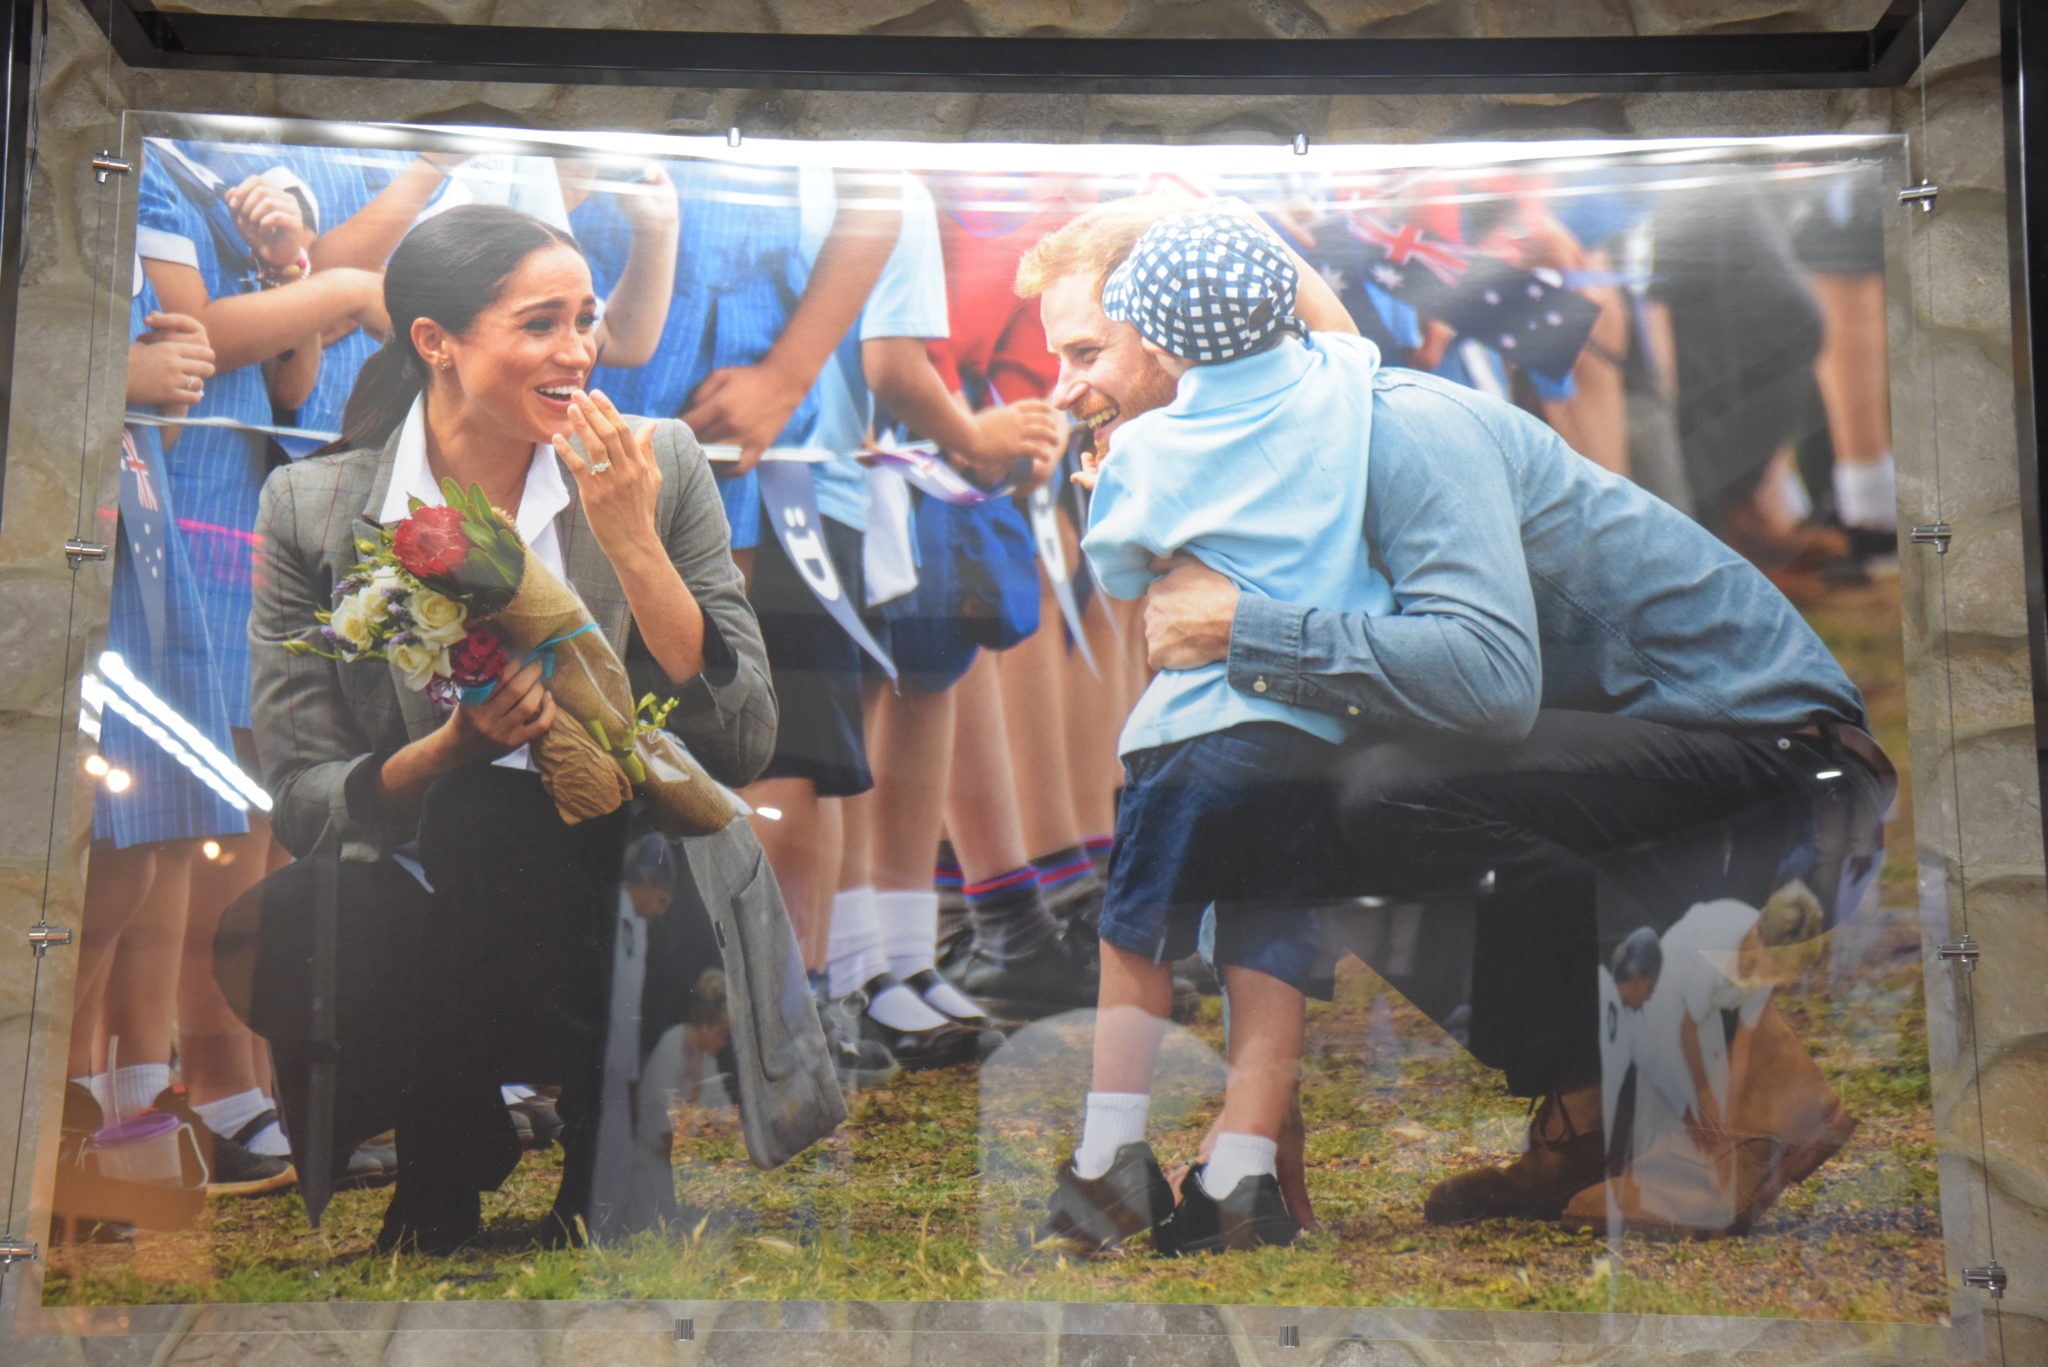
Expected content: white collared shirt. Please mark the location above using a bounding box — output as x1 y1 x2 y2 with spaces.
382 394 571 770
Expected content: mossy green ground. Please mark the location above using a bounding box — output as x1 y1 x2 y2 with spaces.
43 927 1941 1321
44 581 1942 1321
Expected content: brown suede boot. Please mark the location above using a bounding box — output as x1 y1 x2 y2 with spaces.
1422 1086 1606 1225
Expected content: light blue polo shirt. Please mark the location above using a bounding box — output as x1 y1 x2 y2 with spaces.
1084 331 1395 756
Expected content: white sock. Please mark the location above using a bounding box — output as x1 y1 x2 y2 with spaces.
1200 1131 1278 1200
1768 457 1813 523
878 887 940 979
502 1084 536 1104
826 887 890 999
877 888 984 1020
111 1063 171 1122
1073 1091 1150 1179
72 1074 110 1115
1834 454 1897 531
193 1087 270 1141
865 979 952 1032
192 1088 291 1156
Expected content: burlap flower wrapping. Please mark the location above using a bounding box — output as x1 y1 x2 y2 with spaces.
484 558 737 836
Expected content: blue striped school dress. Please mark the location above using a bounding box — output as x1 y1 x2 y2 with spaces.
93 269 251 847
183 141 572 440
576 158 820 550
135 139 279 730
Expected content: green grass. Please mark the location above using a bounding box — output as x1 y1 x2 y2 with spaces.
44 930 1943 1322
42 575 1941 1321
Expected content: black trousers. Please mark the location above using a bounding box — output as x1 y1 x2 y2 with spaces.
1329 709 1887 1097
226 766 719 1231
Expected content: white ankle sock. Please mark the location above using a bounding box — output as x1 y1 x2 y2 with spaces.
193 1087 289 1155
865 979 951 1032
1073 1091 1150 1179
1833 454 1896 531
876 888 984 1020
193 1087 268 1140
878 888 940 979
826 887 890 999
1200 1132 1278 1200
111 1063 171 1121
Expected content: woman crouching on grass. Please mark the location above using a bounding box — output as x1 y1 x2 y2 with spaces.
233 203 777 1253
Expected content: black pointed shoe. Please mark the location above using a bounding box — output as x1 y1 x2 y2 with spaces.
1152 1166 1301 1257
1035 1142 1174 1253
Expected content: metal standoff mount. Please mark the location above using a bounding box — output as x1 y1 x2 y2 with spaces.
1898 181 1939 211
1293 133 1309 155
27 924 73 957
1937 936 1980 969
726 126 742 147
64 539 107 569
1963 1263 2008 1298
0 1237 37 1266
91 152 131 183
1910 523 1952 554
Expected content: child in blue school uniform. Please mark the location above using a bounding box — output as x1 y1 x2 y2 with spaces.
1043 205 1394 1256
574 158 999 1073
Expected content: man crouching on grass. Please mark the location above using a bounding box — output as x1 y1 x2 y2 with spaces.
1030 205 1389 1256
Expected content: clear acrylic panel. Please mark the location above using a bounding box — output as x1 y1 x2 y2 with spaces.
0 13 2028 1362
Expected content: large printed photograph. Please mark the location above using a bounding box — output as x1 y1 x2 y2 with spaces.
41 119 1935 1321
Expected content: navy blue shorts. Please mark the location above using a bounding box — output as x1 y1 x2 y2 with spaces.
751 515 876 797
1100 722 1339 993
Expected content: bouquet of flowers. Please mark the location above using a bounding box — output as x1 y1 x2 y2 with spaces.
291 478 737 836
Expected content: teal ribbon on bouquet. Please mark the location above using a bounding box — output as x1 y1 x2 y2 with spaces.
455 622 600 706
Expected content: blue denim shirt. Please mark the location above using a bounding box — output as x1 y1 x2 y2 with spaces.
1227 365 1866 739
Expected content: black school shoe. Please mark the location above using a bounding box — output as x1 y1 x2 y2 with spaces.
150 1086 296 1198
1152 1166 1302 1257
951 935 1100 1020
1035 1142 1174 1253
849 974 1001 1070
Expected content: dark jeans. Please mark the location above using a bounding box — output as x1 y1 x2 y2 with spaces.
1330 709 1888 1097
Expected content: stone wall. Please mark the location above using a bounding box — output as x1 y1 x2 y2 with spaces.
0 1 2040 1363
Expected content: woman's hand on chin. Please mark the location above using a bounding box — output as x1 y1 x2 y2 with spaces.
554 389 665 572
441 658 557 766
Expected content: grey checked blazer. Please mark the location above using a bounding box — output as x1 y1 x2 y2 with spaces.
249 417 776 861
248 418 842 1169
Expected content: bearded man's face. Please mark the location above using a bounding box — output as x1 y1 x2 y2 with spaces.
1040 270 1179 459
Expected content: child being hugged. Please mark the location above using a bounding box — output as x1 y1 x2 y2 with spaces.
1046 205 1394 1255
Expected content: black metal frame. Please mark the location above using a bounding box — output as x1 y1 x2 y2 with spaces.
86 0 1965 95
0 0 38 501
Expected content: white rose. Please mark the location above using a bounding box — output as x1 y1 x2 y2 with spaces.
389 639 450 693
410 588 469 648
329 591 380 654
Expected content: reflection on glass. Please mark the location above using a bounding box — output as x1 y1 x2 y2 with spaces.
37 121 1938 1331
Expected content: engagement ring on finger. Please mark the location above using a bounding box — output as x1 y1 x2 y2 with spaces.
590 460 613 474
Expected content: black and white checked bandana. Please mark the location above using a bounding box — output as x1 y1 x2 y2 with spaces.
1101 206 1304 363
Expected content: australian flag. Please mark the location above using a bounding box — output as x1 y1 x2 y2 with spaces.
118 428 173 668
1336 210 1601 386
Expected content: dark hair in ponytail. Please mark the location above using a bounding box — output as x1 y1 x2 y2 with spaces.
318 204 585 456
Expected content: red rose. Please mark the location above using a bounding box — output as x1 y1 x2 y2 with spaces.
449 626 510 687
392 505 471 581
